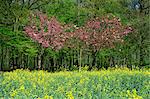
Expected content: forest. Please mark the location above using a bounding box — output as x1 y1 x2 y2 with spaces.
0 0 150 71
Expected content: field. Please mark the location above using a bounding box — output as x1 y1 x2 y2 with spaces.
0 68 150 99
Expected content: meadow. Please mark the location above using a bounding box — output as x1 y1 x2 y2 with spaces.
0 68 149 99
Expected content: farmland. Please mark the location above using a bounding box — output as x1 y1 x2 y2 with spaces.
0 0 150 99
0 68 149 99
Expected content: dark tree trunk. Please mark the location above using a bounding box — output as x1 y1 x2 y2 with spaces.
0 46 3 71
92 51 97 66
88 51 97 70
139 30 145 68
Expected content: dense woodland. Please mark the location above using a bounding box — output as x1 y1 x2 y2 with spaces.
0 0 150 71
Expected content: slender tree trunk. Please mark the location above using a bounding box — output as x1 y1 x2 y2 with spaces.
0 46 1 71
72 50 74 69
139 33 145 67
14 17 19 32
6 47 9 69
0 46 3 71
53 57 56 70
92 51 97 67
38 47 44 70
38 55 42 70
109 57 112 67
21 54 24 68
79 49 82 72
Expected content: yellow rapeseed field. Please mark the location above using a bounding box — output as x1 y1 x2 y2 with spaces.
0 68 149 99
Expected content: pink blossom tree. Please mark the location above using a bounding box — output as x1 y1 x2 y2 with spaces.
24 12 74 69
24 12 132 70
72 16 132 68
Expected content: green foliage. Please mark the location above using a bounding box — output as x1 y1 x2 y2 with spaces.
0 0 30 31
43 0 89 26
0 28 38 56
0 69 149 98
0 0 149 70
43 0 133 25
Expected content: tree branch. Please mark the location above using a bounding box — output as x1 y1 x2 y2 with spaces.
28 0 38 9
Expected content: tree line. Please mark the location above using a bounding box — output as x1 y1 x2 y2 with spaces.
0 0 149 71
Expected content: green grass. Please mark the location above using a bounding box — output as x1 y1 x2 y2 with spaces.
0 68 149 99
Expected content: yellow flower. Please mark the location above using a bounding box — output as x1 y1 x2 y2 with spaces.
44 95 49 99
127 89 143 99
56 86 64 93
19 85 25 90
43 95 53 99
10 90 17 97
66 91 74 99
79 78 85 84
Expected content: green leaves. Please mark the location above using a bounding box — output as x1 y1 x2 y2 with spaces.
0 28 38 56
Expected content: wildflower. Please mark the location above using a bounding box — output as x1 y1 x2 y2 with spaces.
44 95 53 99
10 90 17 97
19 85 25 90
66 91 74 99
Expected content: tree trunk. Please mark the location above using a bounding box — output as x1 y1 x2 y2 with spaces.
38 47 44 70
92 51 97 67
88 51 97 70
14 17 19 32
139 28 145 68
21 54 24 69
0 46 3 71
79 49 82 72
